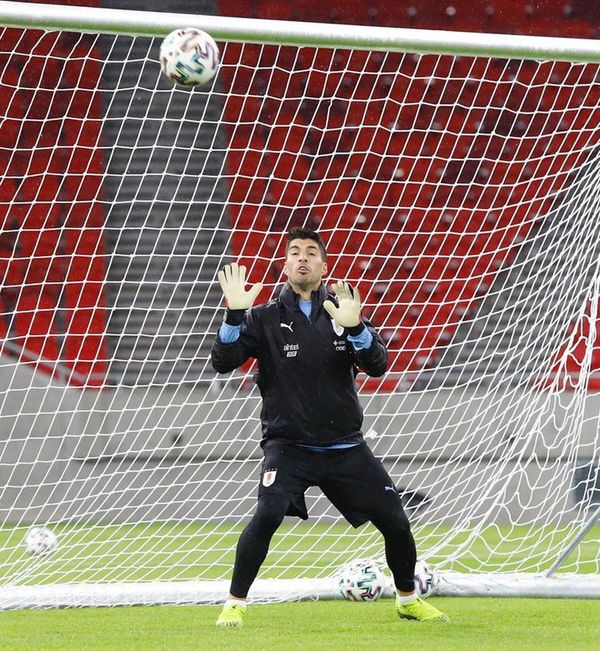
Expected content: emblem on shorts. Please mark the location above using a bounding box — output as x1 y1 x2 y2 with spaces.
262 469 277 487
330 318 345 337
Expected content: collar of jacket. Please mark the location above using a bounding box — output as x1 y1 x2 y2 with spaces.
278 282 329 313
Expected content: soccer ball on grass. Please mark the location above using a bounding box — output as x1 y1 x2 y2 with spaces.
414 558 436 598
160 28 220 87
338 558 387 601
24 526 58 556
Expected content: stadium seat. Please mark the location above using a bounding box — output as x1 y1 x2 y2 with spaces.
0 294 8 340
62 117 102 146
225 95 263 125
221 0 255 18
19 174 61 204
22 149 65 175
255 0 295 21
61 47 102 89
14 291 60 363
62 313 108 387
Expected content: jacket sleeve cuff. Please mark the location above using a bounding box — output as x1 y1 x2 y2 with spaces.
224 309 246 326
346 321 366 336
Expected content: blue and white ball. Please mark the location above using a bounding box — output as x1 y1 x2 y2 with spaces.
160 28 220 87
338 558 387 601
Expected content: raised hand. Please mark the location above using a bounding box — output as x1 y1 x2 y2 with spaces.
323 281 361 328
218 262 263 310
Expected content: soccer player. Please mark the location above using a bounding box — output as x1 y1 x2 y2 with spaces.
211 228 449 627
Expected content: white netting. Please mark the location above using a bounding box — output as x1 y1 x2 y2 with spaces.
0 19 598 606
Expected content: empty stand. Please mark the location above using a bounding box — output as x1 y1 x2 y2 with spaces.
0 22 108 386
219 0 600 389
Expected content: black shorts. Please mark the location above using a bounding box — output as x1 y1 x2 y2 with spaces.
257 440 403 527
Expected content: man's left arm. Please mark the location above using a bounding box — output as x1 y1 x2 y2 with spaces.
346 318 388 377
323 281 388 377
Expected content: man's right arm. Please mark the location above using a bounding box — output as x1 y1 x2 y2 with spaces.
211 307 262 373
211 263 263 374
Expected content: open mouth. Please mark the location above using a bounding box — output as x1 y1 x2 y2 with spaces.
297 265 309 273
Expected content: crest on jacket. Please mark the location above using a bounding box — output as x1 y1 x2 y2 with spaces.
330 318 345 337
262 469 277 487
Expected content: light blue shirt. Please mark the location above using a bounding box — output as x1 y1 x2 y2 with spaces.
296 442 361 451
347 326 373 351
298 299 312 321
219 321 242 344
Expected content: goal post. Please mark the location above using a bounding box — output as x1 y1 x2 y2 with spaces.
4 0 600 60
0 1 599 608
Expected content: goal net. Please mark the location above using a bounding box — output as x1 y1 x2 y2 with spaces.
0 4 598 607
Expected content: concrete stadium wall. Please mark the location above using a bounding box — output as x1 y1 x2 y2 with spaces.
0 361 598 526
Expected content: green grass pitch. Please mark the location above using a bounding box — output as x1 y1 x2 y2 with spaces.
0 522 598 649
1 522 598 584
1 598 599 650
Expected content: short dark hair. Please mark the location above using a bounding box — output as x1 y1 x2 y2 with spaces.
285 228 327 260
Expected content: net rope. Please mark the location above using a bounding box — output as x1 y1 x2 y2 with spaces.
0 25 598 602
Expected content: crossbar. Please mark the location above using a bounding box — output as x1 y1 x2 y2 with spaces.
1 1 600 62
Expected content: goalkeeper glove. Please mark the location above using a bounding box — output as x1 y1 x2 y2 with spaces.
218 263 263 324
323 281 363 331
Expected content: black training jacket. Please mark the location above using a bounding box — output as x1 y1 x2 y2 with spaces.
211 282 388 445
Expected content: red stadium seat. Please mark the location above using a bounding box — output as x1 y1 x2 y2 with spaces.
62 117 102 146
62 308 108 387
14 291 60 363
255 0 295 21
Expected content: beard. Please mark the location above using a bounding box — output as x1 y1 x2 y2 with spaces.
288 271 322 293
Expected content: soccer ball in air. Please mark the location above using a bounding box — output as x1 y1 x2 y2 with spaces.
160 28 220 87
24 526 58 556
338 558 388 601
414 558 436 598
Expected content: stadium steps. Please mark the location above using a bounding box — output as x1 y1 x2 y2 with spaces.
98 9 229 386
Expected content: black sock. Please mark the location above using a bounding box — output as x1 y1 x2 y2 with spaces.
372 509 417 593
229 493 290 598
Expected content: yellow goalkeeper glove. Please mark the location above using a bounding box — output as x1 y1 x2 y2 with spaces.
218 262 263 311
323 281 361 328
